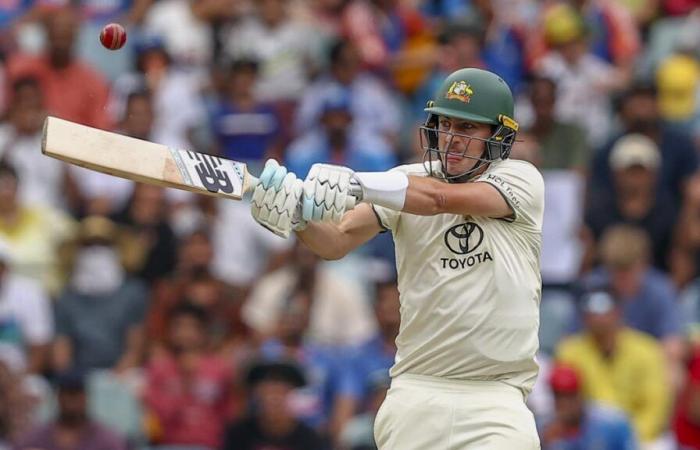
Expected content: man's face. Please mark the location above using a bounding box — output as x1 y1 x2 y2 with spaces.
584 308 620 337
58 390 87 425
0 173 18 211
621 95 659 135
530 81 556 121
47 9 77 62
123 97 154 140
11 84 44 134
553 392 583 426
437 117 492 176
609 263 645 297
168 315 206 352
613 165 656 195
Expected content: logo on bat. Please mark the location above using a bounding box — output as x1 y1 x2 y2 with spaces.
444 222 484 255
188 153 235 194
445 81 474 103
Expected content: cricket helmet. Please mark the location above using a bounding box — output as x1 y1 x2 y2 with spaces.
420 68 519 182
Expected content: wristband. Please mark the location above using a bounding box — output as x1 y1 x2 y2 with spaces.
352 171 408 211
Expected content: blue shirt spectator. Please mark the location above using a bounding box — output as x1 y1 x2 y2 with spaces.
542 405 637 450
211 102 280 163
580 267 681 340
260 339 360 430
349 335 395 405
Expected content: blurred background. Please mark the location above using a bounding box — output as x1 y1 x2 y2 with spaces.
0 0 699 449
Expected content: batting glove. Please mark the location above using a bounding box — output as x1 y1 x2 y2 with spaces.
302 163 357 222
251 159 305 238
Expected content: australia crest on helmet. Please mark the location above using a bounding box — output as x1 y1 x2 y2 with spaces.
445 80 474 103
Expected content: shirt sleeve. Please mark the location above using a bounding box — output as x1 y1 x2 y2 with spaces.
474 160 545 232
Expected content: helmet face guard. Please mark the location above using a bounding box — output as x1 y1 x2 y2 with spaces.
419 112 518 182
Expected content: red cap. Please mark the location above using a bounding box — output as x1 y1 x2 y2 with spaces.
549 364 581 394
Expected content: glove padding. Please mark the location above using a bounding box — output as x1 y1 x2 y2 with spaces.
302 163 357 222
251 159 305 238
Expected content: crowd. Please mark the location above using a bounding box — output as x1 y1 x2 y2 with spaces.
0 0 699 449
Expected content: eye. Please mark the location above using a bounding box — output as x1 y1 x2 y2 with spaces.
439 120 451 129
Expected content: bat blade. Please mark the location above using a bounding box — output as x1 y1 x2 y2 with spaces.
42 116 257 199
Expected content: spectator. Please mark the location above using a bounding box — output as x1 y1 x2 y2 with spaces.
243 240 376 347
295 40 401 145
52 216 148 373
338 370 390 450
0 241 52 374
591 83 698 204
222 0 321 104
141 0 219 70
0 357 34 446
286 88 396 177
0 76 68 211
222 359 325 450
0 162 74 295
522 76 589 173
143 302 235 449
556 288 671 444
210 58 282 173
5 6 112 130
13 371 128 450
258 290 359 442
582 225 685 387
535 3 628 148
112 184 178 284
673 173 700 287
673 343 700 448
350 279 399 406
539 364 637 449
585 134 678 271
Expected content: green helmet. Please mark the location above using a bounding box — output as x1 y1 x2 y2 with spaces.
420 68 519 181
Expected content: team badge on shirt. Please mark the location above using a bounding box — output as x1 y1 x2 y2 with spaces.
445 81 474 103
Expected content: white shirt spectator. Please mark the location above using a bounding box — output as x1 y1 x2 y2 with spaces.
0 272 54 371
143 0 214 70
537 52 618 148
223 16 322 102
0 124 67 211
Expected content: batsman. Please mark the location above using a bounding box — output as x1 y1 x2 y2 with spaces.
251 68 544 449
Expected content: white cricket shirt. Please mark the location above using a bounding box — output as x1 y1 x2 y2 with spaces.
373 159 544 394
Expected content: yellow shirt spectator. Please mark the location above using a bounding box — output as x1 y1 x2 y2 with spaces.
556 327 670 442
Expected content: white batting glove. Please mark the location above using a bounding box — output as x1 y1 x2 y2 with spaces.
251 159 305 238
302 163 357 223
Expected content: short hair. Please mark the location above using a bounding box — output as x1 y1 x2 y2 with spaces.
125 90 152 108
11 76 41 94
329 39 352 66
615 82 657 112
0 161 18 182
168 302 208 326
599 224 651 269
229 57 259 75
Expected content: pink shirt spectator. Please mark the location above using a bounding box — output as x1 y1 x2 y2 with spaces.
143 352 235 449
6 54 112 130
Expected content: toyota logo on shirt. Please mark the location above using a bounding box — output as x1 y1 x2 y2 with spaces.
444 222 484 255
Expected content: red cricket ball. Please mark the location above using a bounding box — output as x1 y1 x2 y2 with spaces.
99 23 127 51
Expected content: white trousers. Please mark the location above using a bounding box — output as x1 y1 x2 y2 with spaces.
374 374 540 450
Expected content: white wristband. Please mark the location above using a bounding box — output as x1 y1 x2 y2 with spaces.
353 171 408 211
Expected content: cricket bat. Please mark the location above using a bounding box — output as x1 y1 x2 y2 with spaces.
41 116 258 200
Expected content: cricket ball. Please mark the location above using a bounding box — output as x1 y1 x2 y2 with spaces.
100 23 127 51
